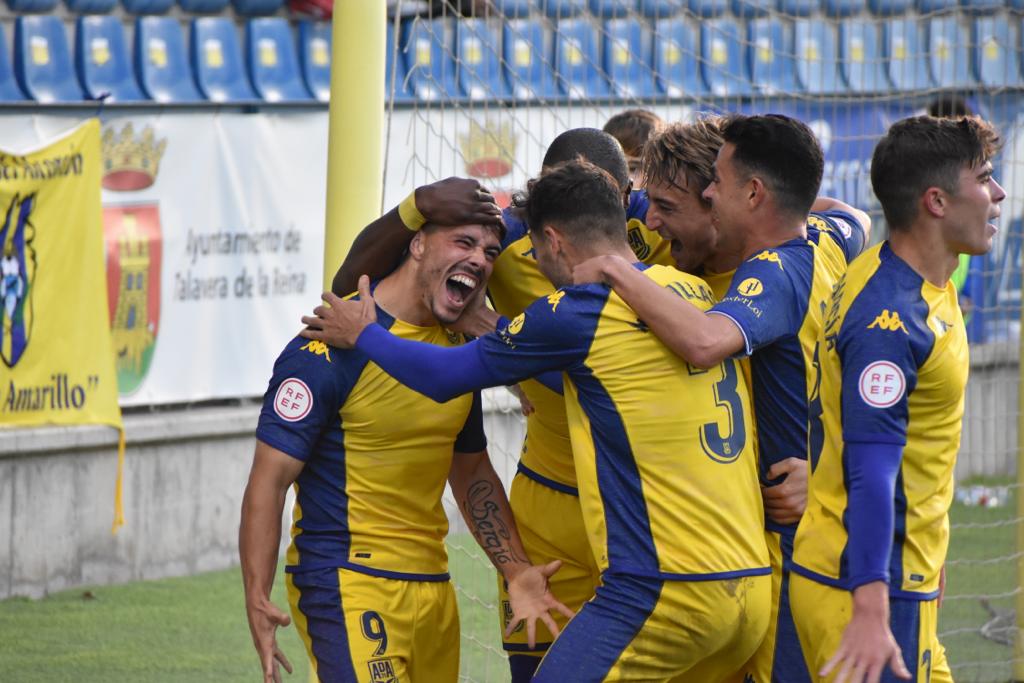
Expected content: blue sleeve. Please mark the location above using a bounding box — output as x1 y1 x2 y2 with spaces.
626 189 649 222
811 210 867 264
844 441 903 590
256 338 351 461
454 391 487 453
500 206 529 252
708 251 805 355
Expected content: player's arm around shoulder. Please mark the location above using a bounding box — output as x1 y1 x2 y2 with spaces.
572 254 743 368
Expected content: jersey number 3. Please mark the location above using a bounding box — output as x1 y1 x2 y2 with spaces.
694 361 746 464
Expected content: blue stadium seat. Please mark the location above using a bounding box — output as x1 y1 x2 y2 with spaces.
456 18 511 100
298 20 330 101
926 15 974 88
638 0 680 16
868 0 910 14
538 0 587 18
701 17 752 96
66 0 118 11
973 14 1022 88
122 0 175 13
191 17 257 102
654 14 708 97
779 0 819 14
554 16 611 98
731 0 773 18
0 28 25 101
915 0 955 10
603 15 659 97
135 17 202 101
689 0 729 16
749 17 800 94
6 0 58 11
404 16 462 101
503 16 562 99
246 18 311 102
960 0 1002 13
76 16 145 102
14 16 84 102
838 21 891 93
589 0 636 15
822 0 863 15
178 0 228 12
1009 0 1024 11
883 17 932 91
794 19 845 93
385 19 413 103
493 0 536 15
232 0 283 15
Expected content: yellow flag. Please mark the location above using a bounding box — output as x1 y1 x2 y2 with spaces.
0 119 125 531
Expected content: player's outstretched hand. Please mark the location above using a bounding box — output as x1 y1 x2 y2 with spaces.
505 559 576 649
820 583 911 683
761 457 808 526
418 177 503 227
245 598 294 683
300 275 378 349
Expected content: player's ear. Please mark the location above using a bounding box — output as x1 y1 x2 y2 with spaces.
747 176 765 208
409 230 426 261
922 187 946 219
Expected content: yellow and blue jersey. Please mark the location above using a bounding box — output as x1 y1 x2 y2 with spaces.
792 242 968 599
476 264 767 580
256 306 485 581
486 190 671 491
706 211 865 534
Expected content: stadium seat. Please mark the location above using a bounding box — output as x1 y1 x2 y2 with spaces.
926 14 974 88
135 17 202 101
822 0 863 15
554 16 611 98
232 0 283 15
960 0 1002 13
66 0 118 11
246 18 311 102
603 15 660 98
689 0 729 17
122 0 175 13
0 29 26 101
191 18 257 102
456 18 511 100
1009 0 1024 11
385 19 413 103
75 16 146 102
493 0 536 15
731 0 772 18
14 16 84 103
838 21 891 93
868 0 909 14
6 0 58 11
589 0 636 15
883 17 932 91
538 0 587 18
404 16 463 101
779 0 819 14
973 14 1022 88
700 17 753 96
654 14 709 97
638 0 680 16
915 0 955 10
178 0 228 12
298 20 330 101
749 17 801 95
502 15 562 100
794 19 845 93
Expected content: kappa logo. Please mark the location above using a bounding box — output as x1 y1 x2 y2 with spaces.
547 290 565 312
737 277 764 297
807 215 827 232
627 223 651 260
274 378 313 422
367 658 398 683
750 251 784 270
868 310 909 334
300 340 331 362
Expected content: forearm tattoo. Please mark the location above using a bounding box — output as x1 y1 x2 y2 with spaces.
463 480 528 566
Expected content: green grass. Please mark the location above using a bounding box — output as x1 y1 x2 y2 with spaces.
1 505 1021 682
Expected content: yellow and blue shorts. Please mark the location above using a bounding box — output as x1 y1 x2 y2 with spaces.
733 529 812 683
497 465 602 662
533 571 772 682
286 566 459 683
789 572 952 683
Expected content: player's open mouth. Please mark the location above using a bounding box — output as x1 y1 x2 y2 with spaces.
446 272 478 306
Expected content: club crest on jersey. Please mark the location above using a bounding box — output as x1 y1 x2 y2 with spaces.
627 223 651 260
367 658 398 683
737 277 764 297
547 290 565 312
868 310 909 334
749 250 784 270
274 378 313 422
300 340 332 362
446 329 461 344
508 312 525 334
858 360 905 408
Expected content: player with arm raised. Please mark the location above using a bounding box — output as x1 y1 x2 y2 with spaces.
574 114 871 683
304 160 771 682
790 115 1005 683
239 219 569 683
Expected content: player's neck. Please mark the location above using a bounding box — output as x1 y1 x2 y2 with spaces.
373 268 436 327
888 228 959 288
739 212 807 260
577 241 639 265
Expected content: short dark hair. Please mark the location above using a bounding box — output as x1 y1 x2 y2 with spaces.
927 94 974 119
542 128 631 191
721 114 824 219
518 159 627 247
871 115 1002 232
603 109 664 160
642 116 724 207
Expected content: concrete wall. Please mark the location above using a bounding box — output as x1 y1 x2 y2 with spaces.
0 354 1016 600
